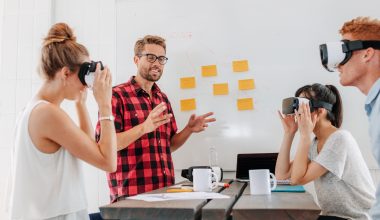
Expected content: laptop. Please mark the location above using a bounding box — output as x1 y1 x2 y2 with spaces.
235 153 278 182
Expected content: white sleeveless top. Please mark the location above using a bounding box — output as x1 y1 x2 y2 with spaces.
8 100 89 220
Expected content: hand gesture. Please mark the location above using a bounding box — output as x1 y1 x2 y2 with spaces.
92 64 112 108
142 103 173 133
186 112 216 133
294 103 317 137
277 110 298 134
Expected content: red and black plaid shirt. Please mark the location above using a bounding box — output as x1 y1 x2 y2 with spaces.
95 76 178 203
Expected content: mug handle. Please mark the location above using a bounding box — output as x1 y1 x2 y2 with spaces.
270 173 277 190
211 172 219 189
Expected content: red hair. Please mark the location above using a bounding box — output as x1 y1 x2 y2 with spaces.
340 17 380 40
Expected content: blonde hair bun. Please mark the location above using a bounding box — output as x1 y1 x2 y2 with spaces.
43 23 77 47
39 22 88 79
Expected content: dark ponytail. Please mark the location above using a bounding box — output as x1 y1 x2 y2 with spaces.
295 83 343 128
325 85 343 128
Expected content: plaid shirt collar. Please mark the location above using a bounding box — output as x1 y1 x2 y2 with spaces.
129 76 162 96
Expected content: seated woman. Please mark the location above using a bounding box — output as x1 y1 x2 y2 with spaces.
275 83 375 220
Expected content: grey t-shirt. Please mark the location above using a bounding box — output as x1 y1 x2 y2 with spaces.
309 130 375 220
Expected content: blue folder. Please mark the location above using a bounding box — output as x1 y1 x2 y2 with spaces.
272 185 305 192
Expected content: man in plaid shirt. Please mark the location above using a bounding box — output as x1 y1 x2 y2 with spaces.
96 35 215 203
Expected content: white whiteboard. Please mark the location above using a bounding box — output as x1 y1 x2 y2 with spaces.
116 0 380 170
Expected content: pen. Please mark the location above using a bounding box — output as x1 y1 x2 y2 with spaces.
170 184 193 188
166 188 193 193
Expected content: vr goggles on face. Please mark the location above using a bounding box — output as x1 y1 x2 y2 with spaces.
78 61 104 88
319 40 380 72
282 97 333 115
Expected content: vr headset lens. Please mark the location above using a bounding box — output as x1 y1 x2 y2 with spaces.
78 61 104 88
282 97 310 115
319 42 347 72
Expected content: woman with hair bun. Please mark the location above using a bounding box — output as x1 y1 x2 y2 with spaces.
275 83 375 220
7 23 116 219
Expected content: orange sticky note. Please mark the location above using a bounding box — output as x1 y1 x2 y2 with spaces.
180 98 196 111
238 79 255 90
233 60 249 72
237 98 254 110
180 77 196 89
213 83 229 95
201 65 217 77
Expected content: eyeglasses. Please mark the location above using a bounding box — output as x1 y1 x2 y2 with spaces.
138 53 168 65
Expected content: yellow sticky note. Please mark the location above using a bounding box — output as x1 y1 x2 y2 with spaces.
237 98 254 111
180 98 196 111
201 65 217 77
213 83 229 95
180 77 196 89
233 60 249 72
238 79 255 90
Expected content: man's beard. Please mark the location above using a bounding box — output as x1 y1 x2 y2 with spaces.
141 67 162 82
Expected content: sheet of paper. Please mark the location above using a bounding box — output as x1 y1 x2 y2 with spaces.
232 60 249 72
180 98 196 111
238 79 255 90
213 83 229 95
237 98 254 110
201 65 217 77
180 77 196 89
127 192 230 202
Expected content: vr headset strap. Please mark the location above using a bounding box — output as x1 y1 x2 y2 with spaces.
343 40 380 52
311 100 333 112
78 62 91 86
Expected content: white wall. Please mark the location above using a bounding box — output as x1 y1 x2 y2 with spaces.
115 0 380 171
0 0 380 219
0 0 52 219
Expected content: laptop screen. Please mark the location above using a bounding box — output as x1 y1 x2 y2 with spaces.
235 153 278 180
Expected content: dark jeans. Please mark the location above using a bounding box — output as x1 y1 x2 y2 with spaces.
317 216 347 220
89 212 103 220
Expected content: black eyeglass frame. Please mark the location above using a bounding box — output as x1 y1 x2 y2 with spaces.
138 53 168 65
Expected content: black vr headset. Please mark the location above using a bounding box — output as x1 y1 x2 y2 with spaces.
181 166 223 182
282 97 333 115
319 40 380 72
78 61 104 88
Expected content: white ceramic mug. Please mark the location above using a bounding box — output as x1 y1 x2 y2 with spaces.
249 169 277 195
193 168 219 192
